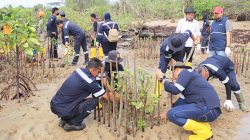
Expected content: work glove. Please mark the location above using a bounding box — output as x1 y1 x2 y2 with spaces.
224 100 234 111
96 42 100 46
196 44 201 52
225 47 231 57
64 47 68 55
156 69 164 81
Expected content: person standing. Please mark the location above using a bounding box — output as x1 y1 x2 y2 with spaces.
96 12 119 56
209 6 232 57
176 7 201 65
90 13 98 46
201 13 210 53
46 7 59 59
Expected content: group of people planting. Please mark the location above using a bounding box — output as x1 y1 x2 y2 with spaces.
48 5 248 140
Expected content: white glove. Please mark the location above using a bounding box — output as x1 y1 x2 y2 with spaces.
64 48 68 55
96 42 100 46
196 44 201 52
225 47 231 57
224 100 234 111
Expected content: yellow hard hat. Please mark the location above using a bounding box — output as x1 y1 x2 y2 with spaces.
38 11 45 17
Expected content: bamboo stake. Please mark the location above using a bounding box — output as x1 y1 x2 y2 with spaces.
133 53 137 137
124 57 128 140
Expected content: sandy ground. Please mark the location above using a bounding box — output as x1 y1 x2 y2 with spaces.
0 20 250 140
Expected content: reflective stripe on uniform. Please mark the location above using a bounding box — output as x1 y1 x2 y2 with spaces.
76 68 93 83
211 31 226 34
202 64 219 71
93 88 105 97
102 21 115 26
221 76 229 84
64 21 70 28
174 83 185 91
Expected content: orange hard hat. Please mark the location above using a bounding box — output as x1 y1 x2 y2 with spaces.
38 11 45 17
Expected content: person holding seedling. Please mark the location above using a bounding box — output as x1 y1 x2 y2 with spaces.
56 20 89 65
195 55 249 112
50 58 108 131
157 62 221 140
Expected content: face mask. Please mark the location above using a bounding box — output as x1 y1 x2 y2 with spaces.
56 12 59 16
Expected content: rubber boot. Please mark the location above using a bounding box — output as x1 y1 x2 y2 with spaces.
183 119 213 140
72 56 79 65
83 52 89 65
234 92 249 112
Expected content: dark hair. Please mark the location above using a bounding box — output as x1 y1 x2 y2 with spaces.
55 20 63 25
91 13 97 19
194 65 207 74
52 7 59 14
86 58 103 69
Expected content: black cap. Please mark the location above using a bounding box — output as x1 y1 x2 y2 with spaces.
167 33 186 52
105 50 123 63
184 7 196 13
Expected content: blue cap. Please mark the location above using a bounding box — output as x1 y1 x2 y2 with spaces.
60 11 65 16
104 12 111 20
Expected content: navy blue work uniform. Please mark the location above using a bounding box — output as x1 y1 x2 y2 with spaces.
97 20 119 56
50 68 105 125
165 69 221 126
47 15 58 58
63 21 89 63
200 55 240 98
209 16 228 51
201 18 210 52
158 31 191 73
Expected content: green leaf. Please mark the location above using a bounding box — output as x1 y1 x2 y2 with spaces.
28 38 40 45
23 42 29 48
28 26 36 33
25 48 33 57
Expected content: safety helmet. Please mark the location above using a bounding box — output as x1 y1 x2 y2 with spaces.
38 11 45 17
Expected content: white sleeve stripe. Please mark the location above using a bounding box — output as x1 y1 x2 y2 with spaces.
64 36 69 38
98 33 103 35
64 21 70 28
179 94 185 99
202 64 219 71
93 88 105 97
221 76 229 84
174 83 185 91
76 68 93 83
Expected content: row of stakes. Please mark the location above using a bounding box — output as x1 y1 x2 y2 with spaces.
92 55 172 139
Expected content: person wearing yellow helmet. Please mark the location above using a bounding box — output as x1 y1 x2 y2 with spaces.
37 11 45 35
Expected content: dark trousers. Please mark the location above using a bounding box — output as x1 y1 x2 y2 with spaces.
201 35 209 53
50 35 58 58
167 98 221 126
73 34 89 63
227 66 241 92
101 42 117 56
184 47 194 62
51 98 98 126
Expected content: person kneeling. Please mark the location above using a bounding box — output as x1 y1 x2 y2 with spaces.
50 58 106 132
157 62 221 140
